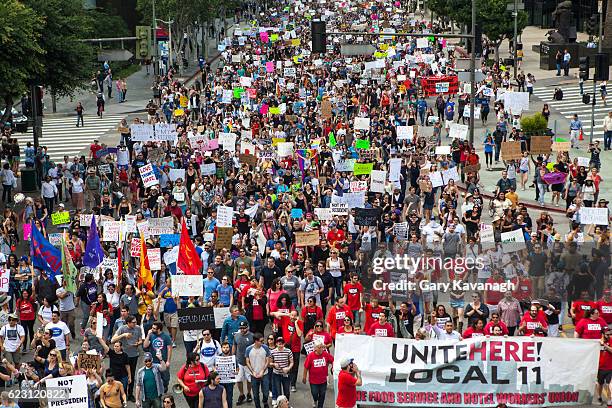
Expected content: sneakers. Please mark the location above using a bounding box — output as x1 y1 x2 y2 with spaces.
290 386 297 393
172 342 177 348
247 394 253 402
237 395 246 406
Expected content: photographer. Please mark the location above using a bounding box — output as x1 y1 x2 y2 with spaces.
336 358 362 408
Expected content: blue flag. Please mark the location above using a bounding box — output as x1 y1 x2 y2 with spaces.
83 215 104 268
30 221 61 282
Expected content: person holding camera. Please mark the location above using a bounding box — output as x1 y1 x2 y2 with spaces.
336 358 362 408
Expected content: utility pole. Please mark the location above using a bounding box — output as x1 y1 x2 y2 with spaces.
591 0 604 143
152 0 158 76
469 0 476 145
512 0 518 79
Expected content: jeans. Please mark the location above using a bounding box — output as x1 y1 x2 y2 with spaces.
537 183 546 205
563 61 569 76
289 352 300 387
332 276 343 301
160 368 170 392
142 398 161 408
2 184 12 203
251 375 270 408
80 302 91 330
222 383 234 408
494 142 501 162
44 196 54 214
118 376 128 396
76 114 84 127
556 63 561 75
310 383 327 408
419 110 425 125
605 131 612 150
271 373 291 401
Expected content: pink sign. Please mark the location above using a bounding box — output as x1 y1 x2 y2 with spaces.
201 139 219 151
260 32 269 43
247 88 257 99
23 223 31 241
265 61 275 73
260 104 269 115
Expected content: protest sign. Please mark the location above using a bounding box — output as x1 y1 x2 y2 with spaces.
530 136 552 155
213 307 231 328
239 154 258 167
148 217 174 236
23 222 31 241
429 171 444 188
277 142 294 157
130 238 140 257
354 162 374 175
331 202 348 216
579 207 609 225
217 206 234 228
200 163 217 176
314 208 332 221
435 82 449 93
479 223 496 250
449 123 468 140
370 170 386 193
102 221 120 242
295 230 321 246
149 248 161 270
160 234 181 247
503 91 530 113
96 312 104 338
51 212 70 225
576 157 591 168
47 375 88 408
216 355 237 383
215 227 233 250
501 141 523 161
130 124 155 141
177 306 215 331
139 163 159 188
354 208 380 226
393 222 409 240
96 257 118 282
154 123 178 141
0 268 9 292
354 117 371 130
169 168 186 182
464 163 481 174
171 275 204 297
396 126 413 140
98 164 112 174
303 341 316 355
350 181 368 193
436 146 451 155
321 100 332 118
77 352 101 371
552 141 571 152
442 167 460 184
501 228 526 252
333 335 599 407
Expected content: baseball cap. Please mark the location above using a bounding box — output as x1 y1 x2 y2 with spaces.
239 321 249 328
340 357 354 369
143 352 153 361
275 336 285 343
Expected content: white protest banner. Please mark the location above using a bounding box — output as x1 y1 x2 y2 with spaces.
139 163 159 188
335 158 356 172
429 171 444 188
389 158 402 182
503 91 530 113
216 355 237 383
354 117 371 130
129 124 155 141
576 157 591 168
148 248 162 270
217 206 234 227
501 228 526 252
137 221 150 240
200 163 217 176
102 221 120 242
436 146 451 155
370 170 387 193
171 275 204 297
579 207 609 225
344 192 365 208
154 123 178 141
79 214 100 227
442 167 460 184
97 257 118 282
169 168 186 182
463 106 481 119
333 335 599 407
148 217 174 236
479 223 496 250
396 126 413 140
416 37 429 48
0 268 9 292
222 90 233 104
350 181 368 193
435 82 449 93
449 123 469 140
213 307 231 328
314 208 333 221
277 142 294 157
47 375 89 408
331 202 348 216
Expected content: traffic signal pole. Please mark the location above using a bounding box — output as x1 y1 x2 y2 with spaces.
591 2 604 143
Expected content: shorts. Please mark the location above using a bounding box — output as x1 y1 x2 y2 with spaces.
3 350 21 365
164 312 178 329
450 299 465 309
422 292 433 302
598 370 612 385
236 364 252 382
520 169 528 173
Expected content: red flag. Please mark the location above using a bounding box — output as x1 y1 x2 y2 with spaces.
177 219 202 275
138 232 153 291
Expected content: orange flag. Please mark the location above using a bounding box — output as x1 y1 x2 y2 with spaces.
177 219 202 275
138 233 154 291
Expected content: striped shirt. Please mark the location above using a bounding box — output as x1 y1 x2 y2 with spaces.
270 347 293 375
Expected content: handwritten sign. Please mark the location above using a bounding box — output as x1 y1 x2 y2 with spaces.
51 212 70 226
579 207 609 225
529 136 551 155
295 230 321 246
139 163 159 188
148 248 161 270
215 227 233 250
148 217 174 236
171 275 203 297
130 238 140 257
501 141 523 161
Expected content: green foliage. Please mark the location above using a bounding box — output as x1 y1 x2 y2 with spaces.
137 0 230 26
520 113 549 134
87 8 131 40
0 0 44 104
21 0 94 98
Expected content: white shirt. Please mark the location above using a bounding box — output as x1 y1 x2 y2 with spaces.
45 320 70 350
0 323 25 352
71 178 84 193
604 115 612 132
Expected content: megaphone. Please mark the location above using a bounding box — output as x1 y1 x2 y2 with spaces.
173 384 184 394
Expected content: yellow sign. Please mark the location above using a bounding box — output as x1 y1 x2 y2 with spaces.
51 211 70 225
272 138 286 147
269 107 281 115
174 109 185 117
179 96 188 108
291 39 301 46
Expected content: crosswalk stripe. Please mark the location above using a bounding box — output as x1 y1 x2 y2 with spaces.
14 114 124 162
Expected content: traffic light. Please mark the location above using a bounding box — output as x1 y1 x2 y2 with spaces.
311 20 326 54
474 24 482 57
579 56 590 81
586 15 599 36
135 26 151 59
595 53 609 81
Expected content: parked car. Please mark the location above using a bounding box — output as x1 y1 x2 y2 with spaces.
0 108 28 133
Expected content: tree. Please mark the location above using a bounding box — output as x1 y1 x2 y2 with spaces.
0 0 44 122
477 0 528 62
21 0 94 99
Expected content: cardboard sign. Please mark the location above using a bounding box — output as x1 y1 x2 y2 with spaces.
501 141 522 161
102 221 120 242
530 136 551 155
77 352 101 371
215 227 233 250
295 230 321 246
354 117 371 130
171 275 204 297
51 212 70 226
139 163 159 188
321 100 332 118
217 206 234 228
552 141 571 152
239 154 258 167
177 306 216 330
213 307 231 329
354 208 380 226
464 163 481 174
314 208 332 221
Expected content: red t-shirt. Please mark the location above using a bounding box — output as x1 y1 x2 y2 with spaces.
252 297 264 320
336 370 358 408
575 317 607 339
519 314 548 336
326 229 345 248
343 283 363 311
301 306 323 324
363 304 385 333
572 300 598 323
17 299 35 321
512 278 533 301
177 363 209 397
282 319 303 353
303 351 334 384
462 327 485 338
90 144 103 157
485 277 504 305
367 322 395 337
600 338 612 370
484 321 509 336
326 305 351 337
598 300 612 324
